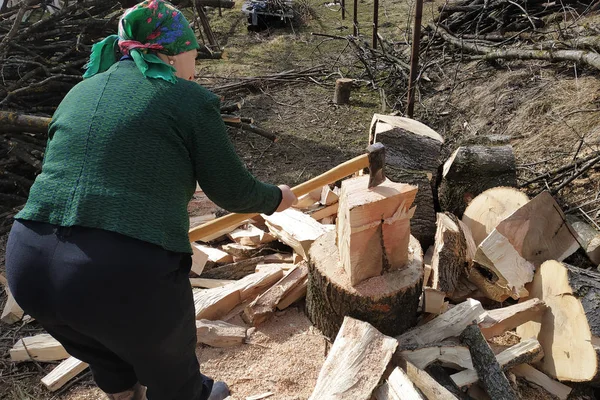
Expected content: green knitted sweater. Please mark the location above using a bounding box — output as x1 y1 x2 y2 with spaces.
16 60 282 254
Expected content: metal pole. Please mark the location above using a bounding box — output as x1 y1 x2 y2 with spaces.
341 0 345 20
372 0 379 48
353 0 358 36
406 0 423 118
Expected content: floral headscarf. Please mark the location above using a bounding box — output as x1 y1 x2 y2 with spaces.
83 0 199 83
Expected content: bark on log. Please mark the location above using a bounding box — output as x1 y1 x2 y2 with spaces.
438 145 517 217
306 230 423 339
425 364 472 400
566 215 600 266
517 260 600 382
369 114 443 250
333 78 353 104
431 212 468 294
386 166 437 250
459 324 518 400
199 256 266 280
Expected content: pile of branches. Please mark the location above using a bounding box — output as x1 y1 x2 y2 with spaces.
0 0 122 113
428 0 600 70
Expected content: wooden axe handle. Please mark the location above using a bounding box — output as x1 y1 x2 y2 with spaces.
188 153 370 242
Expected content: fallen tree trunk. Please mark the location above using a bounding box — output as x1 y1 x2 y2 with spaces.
197 0 235 8
430 23 600 71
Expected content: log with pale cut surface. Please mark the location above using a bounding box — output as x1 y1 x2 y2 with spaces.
479 298 546 339
461 187 529 246
263 209 331 260
422 287 446 314
309 203 339 221
459 324 518 400
567 215 600 266
41 356 88 392
244 262 308 326
189 278 235 288
438 145 517 217
471 191 579 301
194 266 283 320
228 224 276 246
517 260 600 383
276 276 308 310
400 341 472 370
195 319 247 347
337 175 417 286
511 364 572 400
396 298 487 348
192 243 233 264
374 367 424 400
221 243 264 259
320 185 339 205
395 358 460 400
10 334 70 362
307 231 423 339
1 285 24 325
308 317 398 400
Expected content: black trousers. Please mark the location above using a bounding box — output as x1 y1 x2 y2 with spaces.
5 220 213 400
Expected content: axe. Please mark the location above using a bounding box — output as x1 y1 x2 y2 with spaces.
188 143 386 242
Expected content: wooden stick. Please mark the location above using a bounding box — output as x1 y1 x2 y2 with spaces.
459 324 518 400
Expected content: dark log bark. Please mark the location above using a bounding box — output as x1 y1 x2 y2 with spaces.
197 0 235 8
386 165 436 250
431 212 468 294
199 256 265 280
438 145 516 217
460 324 518 400
306 230 423 340
425 364 473 400
333 78 353 104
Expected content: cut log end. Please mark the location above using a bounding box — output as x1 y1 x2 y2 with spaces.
517 260 600 383
307 230 423 339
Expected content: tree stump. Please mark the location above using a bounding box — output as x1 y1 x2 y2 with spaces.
333 78 353 104
306 230 423 339
438 145 517 217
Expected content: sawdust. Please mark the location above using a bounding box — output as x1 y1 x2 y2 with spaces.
197 307 325 400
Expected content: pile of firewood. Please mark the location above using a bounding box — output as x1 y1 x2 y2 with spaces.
4 112 599 399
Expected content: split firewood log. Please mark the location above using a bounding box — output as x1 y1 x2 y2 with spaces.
438 145 517 217
471 191 580 301
478 298 546 339
517 260 600 383
337 175 417 286
195 319 247 348
41 357 88 392
567 215 600 266
10 334 69 362
308 317 397 400
461 187 529 246
395 357 460 400
374 367 424 400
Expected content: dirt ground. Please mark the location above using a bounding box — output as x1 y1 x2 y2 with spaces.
2 0 600 397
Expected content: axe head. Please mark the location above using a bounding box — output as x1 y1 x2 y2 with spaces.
367 142 386 188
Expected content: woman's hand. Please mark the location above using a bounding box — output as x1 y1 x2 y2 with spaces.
275 185 298 212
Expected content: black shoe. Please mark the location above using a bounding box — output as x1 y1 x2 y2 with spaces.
208 381 230 400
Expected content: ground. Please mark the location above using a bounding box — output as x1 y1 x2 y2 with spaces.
1 0 600 398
